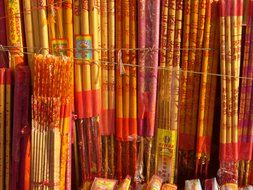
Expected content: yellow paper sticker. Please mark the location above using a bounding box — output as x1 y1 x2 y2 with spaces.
156 128 177 183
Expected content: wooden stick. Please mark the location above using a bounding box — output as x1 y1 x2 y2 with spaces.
38 0 49 55
115 0 123 180
4 69 11 190
122 0 130 176
129 0 137 178
185 0 199 143
23 0 34 76
31 0 40 51
89 0 101 117
101 0 109 178
107 0 115 178
155 0 169 174
219 0 227 161
0 69 5 189
179 0 191 137
196 0 209 169
225 0 232 149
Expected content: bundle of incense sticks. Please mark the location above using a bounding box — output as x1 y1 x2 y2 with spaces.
195 0 219 178
155 0 182 184
114 0 137 181
5 0 24 69
178 0 207 181
73 0 102 186
238 0 253 186
31 54 72 190
100 0 116 180
219 0 243 185
136 0 160 182
0 68 11 190
11 65 31 190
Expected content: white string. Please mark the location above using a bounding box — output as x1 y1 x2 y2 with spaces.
0 46 253 81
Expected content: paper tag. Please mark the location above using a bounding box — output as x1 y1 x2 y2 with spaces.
156 128 177 183
118 175 131 190
221 183 238 190
146 175 163 190
75 35 93 60
52 39 69 56
185 179 202 190
162 183 177 190
90 178 117 190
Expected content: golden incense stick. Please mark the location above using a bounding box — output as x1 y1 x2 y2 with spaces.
0 69 5 189
38 0 49 55
107 0 115 178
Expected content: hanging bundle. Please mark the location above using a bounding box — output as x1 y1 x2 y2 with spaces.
136 0 160 183
238 0 253 186
219 0 243 185
195 0 219 178
31 54 72 190
155 0 183 184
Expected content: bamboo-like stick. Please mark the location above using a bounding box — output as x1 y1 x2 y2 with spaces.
205 0 219 175
146 0 160 181
225 0 232 152
129 0 137 178
5 0 24 69
48 0 56 49
165 0 176 130
73 0 82 185
89 0 101 117
136 0 146 183
101 0 109 178
56 0 64 38
192 1 206 145
38 0 49 55
80 0 92 118
219 0 227 162
155 0 169 174
185 0 199 144
179 0 191 138
61 1 74 188
31 0 40 51
0 69 5 189
107 0 115 178
122 0 130 176
196 0 210 175
63 0 73 57
4 69 11 190
231 0 240 161
115 0 123 180
169 0 183 183
23 0 34 76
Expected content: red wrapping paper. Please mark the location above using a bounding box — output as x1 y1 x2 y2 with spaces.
11 65 31 190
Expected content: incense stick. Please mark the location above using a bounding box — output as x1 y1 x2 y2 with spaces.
0 69 5 189
115 0 123 180
107 0 115 179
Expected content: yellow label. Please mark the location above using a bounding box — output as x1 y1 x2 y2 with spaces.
221 183 238 190
156 128 177 183
91 178 117 190
52 39 69 56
